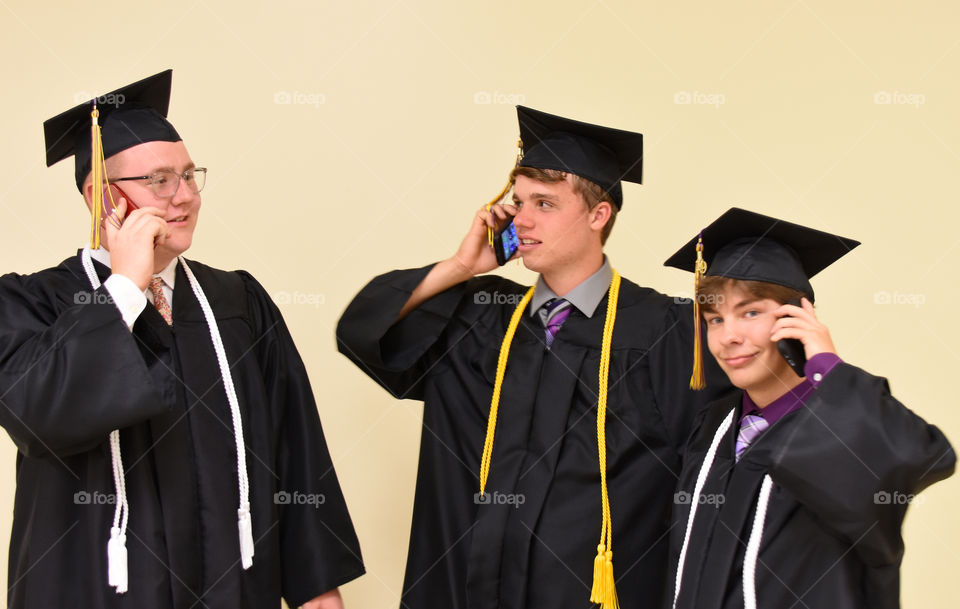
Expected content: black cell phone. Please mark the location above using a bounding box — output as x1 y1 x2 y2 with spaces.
493 220 519 266
776 298 807 377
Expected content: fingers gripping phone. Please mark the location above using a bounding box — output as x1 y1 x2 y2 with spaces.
493 220 520 266
776 298 807 377
102 183 139 225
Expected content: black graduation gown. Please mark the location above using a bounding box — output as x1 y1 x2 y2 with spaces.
669 362 955 609
336 264 729 609
0 253 364 609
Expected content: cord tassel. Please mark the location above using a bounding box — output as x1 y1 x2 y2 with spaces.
589 543 606 602
238 503 255 569
107 526 128 594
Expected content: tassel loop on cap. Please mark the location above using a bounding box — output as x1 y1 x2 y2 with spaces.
689 234 707 390
107 526 128 594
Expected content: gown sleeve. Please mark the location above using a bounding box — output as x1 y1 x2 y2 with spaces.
0 270 167 458
335 264 470 401
764 362 956 567
240 272 365 606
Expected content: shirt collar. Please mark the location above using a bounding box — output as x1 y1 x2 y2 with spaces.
741 379 815 427
85 247 178 291
529 256 613 318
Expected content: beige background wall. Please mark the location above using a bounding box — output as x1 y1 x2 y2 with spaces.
1 1 958 607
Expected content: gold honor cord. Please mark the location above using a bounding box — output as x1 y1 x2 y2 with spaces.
478 270 623 609
689 236 707 390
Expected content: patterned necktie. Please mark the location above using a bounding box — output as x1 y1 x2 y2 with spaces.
149 276 173 326
735 413 769 461
541 298 572 347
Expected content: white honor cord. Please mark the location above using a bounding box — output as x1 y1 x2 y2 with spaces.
81 248 130 594
178 256 255 570
743 474 773 609
672 409 735 609
81 250 255 598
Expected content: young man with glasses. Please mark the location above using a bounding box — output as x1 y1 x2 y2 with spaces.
0 71 364 609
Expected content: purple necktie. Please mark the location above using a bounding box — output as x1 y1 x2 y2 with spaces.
735 414 769 461
542 299 572 347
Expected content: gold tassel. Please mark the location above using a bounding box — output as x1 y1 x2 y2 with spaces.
590 544 606 602
602 550 619 609
689 235 707 390
485 138 524 246
89 103 105 249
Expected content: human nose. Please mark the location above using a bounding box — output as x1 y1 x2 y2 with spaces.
512 204 534 229
170 174 195 206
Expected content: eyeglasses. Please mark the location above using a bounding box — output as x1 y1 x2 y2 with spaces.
110 167 207 198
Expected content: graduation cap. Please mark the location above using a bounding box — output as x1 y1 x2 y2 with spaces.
663 207 860 388
43 70 181 247
515 105 643 209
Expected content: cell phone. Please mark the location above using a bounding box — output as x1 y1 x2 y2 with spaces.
493 220 520 266
102 183 139 225
776 298 807 377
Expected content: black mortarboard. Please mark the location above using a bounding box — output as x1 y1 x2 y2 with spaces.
516 106 643 209
663 207 860 302
43 70 180 191
663 207 859 390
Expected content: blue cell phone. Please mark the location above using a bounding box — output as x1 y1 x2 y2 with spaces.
493 220 519 265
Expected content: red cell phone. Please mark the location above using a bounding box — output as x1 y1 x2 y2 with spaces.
102 183 139 225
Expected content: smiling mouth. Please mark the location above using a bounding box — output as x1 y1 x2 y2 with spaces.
723 353 757 367
520 238 541 245
168 215 188 223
